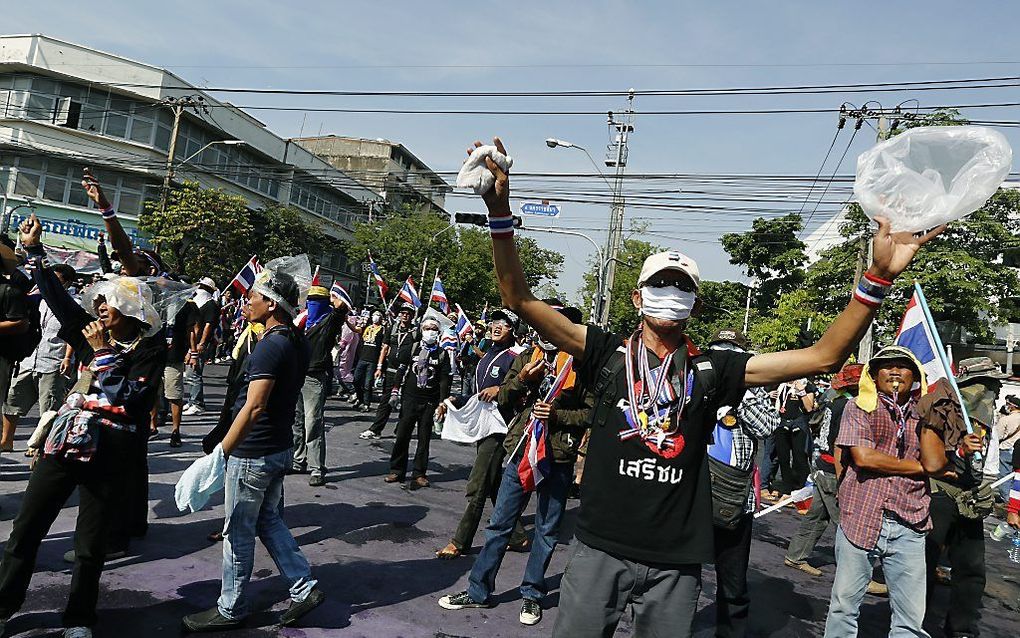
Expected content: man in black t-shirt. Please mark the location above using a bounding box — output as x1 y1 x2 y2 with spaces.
0 266 30 451
163 301 195 447
361 303 416 439
352 309 386 411
183 277 220 416
772 378 816 495
469 135 943 637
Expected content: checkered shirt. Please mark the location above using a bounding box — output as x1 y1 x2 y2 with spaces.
733 386 781 512
835 398 931 550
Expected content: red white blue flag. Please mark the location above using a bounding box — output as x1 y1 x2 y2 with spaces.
430 275 449 312
368 254 388 298
398 277 421 308
330 281 353 309
454 304 472 340
229 255 262 294
894 285 948 390
517 356 574 492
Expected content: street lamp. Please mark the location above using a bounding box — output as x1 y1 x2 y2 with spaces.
545 138 614 190
159 139 245 214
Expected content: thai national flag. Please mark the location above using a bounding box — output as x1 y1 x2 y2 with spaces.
430 276 449 313
455 304 472 340
894 286 948 390
368 255 388 298
398 277 421 308
518 356 574 492
330 281 354 309
229 255 262 294
440 329 459 351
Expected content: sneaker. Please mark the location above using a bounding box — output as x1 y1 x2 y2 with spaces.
784 558 822 577
183 405 206 416
280 588 326 627
438 591 492 610
359 430 380 440
309 474 325 487
64 628 92 638
182 607 242 632
359 405 372 413
520 599 542 625
169 430 182 448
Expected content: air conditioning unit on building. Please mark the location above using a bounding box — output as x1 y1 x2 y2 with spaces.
54 97 82 129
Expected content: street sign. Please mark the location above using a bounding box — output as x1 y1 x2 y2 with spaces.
520 202 561 217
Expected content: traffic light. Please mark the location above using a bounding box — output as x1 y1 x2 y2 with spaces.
453 213 524 228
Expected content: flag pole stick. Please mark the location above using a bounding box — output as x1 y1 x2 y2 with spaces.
913 281 980 448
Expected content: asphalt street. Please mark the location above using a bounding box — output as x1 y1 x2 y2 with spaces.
1 364 1018 637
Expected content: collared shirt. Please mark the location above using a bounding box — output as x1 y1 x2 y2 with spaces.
24 299 66 374
708 386 781 513
995 412 1020 451
835 398 931 550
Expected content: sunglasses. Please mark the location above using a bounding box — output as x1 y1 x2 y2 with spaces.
644 275 696 292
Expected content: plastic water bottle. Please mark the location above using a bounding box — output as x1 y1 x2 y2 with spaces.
1009 531 1020 564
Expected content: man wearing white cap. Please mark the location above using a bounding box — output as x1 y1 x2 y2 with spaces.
182 277 220 417
468 136 944 637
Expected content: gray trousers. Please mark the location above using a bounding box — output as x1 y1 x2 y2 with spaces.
291 374 328 477
785 469 840 563
552 539 701 638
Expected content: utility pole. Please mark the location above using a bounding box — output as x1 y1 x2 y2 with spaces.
159 95 209 216
855 114 890 362
599 90 636 326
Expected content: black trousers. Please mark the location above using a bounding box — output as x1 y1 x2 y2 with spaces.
352 360 374 408
451 433 526 551
0 427 135 628
775 417 809 494
925 491 986 637
712 513 754 638
368 370 398 435
389 395 436 479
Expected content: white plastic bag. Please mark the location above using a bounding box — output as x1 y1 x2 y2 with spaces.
853 126 1012 233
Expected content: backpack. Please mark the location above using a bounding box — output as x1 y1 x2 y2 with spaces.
0 281 42 362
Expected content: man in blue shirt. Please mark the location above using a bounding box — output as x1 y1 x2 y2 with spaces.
183 268 324 632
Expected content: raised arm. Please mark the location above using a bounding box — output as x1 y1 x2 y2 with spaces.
744 218 944 387
82 168 141 276
475 138 587 360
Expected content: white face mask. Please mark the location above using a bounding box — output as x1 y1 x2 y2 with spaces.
421 329 439 345
639 285 696 321
371 313 383 324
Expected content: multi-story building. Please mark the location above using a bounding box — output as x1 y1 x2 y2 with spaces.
293 135 450 216
0 33 378 295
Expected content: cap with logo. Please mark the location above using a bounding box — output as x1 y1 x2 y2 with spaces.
489 307 520 330
637 251 701 289
708 328 748 350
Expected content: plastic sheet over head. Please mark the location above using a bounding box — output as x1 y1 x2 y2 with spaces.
854 125 1012 233
80 276 163 337
250 254 311 317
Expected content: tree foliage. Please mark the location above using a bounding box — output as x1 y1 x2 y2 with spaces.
686 280 752 347
139 181 328 284
720 213 807 311
579 236 664 334
345 207 563 316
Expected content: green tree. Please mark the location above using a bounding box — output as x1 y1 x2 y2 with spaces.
686 280 752 347
720 213 807 311
579 236 664 334
252 204 326 263
346 207 563 315
749 288 834 353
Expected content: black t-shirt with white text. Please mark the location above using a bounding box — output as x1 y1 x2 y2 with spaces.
576 325 750 565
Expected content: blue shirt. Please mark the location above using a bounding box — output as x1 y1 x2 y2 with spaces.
231 326 310 459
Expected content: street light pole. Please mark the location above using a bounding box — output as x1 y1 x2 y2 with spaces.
601 90 636 326
519 225 606 324
159 138 245 214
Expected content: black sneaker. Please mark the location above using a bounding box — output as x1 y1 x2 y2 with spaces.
520 599 542 625
438 591 492 610
182 607 242 632
280 588 325 626
169 430 182 448
308 474 325 487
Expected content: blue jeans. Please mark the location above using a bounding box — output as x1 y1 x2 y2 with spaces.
759 434 777 490
823 519 929 638
999 448 1014 503
218 449 317 620
467 452 573 602
185 359 205 409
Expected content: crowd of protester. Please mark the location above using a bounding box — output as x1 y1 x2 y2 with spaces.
0 151 1018 638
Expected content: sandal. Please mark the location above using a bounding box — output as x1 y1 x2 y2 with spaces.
24 447 37 458
435 543 462 560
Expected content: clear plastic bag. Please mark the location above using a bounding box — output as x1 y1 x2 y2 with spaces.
853 126 1012 233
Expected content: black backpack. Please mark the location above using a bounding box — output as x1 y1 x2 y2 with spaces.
0 280 42 362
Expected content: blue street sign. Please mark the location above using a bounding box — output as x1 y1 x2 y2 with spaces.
520 202 561 217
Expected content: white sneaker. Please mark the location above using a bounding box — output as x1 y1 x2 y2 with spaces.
359 430 380 440
183 405 205 416
520 599 542 625
65 627 93 638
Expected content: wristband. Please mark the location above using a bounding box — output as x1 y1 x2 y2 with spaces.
100 205 116 220
488 215 515 238
853 272 892 308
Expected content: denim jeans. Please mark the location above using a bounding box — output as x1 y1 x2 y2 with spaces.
292 373 329 477
467 454 572 602
218 449 317 620
185 359 206 409
823 519 929 638
999 448 1014 503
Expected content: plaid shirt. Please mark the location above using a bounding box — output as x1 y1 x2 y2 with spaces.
710 386 781 512
835 398 931 550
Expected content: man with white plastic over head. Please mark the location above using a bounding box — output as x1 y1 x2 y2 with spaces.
466 136 944 638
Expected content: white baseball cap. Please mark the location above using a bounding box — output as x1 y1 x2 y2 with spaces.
637 251 700 289
198 276 217 291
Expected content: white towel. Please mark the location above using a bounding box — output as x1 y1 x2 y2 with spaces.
441 395 508 444
456 145 513 195
175 444 226 513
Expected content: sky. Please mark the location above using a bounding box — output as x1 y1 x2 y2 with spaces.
6 1 1020 308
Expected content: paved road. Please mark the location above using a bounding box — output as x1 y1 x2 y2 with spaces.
1 364 1018 637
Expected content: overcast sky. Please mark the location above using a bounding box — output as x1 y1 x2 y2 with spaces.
7 1 1020 306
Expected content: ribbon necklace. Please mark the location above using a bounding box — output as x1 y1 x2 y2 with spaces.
622 330 693 437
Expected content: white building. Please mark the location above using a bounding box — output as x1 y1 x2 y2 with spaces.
0 33 378 295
